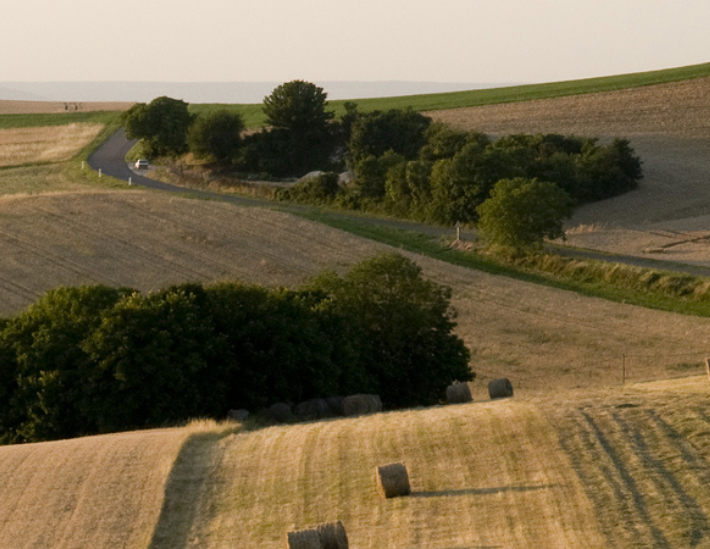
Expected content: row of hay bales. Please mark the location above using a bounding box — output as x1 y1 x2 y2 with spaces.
444 378 513 405
287 520 349 549
264 394 383 424
234 379 513 424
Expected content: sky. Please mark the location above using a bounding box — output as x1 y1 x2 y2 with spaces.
2 0 709 84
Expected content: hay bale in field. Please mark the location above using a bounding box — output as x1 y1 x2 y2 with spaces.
295 398 330 420
316 521 349 549
266 402 294 423
376 462 411 499
488 378 514 400
325 396 345 416
227 408 249 421
445 382 472 404
286 529 323 549
342 394 382 417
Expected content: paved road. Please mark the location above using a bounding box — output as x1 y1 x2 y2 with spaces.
89 129 710 278
88 129 267 206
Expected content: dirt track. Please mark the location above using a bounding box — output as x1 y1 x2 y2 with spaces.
427 76 710 266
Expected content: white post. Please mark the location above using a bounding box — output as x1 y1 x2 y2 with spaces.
128 177 132 186
98 168 102 178
81 161 85 170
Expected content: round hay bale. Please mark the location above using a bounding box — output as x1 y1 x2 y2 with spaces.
325 396 345 416
342 394 382 417
227 408 250 421
445 382 472 404
295 398 330 420
266 402 294 423
286 529 323 549
316 521 348 549
488 378 514 400
376 462 411 499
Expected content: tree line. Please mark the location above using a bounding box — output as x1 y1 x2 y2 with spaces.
122 80 643 250
0 254 472 444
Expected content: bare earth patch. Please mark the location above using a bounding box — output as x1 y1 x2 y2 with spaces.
0 123 104 166
427 76 710 266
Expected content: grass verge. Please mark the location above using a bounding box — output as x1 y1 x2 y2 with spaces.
292 209 710 317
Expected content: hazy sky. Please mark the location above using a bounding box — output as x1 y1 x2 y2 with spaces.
3 0 709 83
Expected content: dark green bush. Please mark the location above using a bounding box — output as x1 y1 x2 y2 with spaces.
0 255 472 443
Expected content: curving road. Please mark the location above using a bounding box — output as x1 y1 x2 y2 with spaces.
87 129 266 206
88 129 710 278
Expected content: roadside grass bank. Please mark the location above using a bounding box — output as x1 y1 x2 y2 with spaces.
190 62 710 129
293 210 710 318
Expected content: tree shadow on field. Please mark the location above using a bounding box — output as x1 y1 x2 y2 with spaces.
412 483 557 498
148 430 233 548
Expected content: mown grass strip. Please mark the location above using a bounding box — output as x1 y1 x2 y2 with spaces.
0 111 121 130
292 209 710 318
191 62 710 128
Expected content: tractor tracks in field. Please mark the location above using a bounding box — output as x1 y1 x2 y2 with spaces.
550 399 710 548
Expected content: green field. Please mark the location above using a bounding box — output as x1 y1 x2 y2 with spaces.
190 61 710 128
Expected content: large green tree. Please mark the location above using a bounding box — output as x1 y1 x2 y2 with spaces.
249 80 335 176
476 177 573 251
263 80 333 133
122 96 193 157
307 253 472 407
188 110 245 164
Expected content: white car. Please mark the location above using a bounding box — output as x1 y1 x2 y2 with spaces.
134 159 149 169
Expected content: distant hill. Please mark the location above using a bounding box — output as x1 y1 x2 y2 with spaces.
0 81 510 104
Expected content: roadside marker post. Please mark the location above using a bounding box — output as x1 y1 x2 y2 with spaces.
98 168 102 178
128 177 132 186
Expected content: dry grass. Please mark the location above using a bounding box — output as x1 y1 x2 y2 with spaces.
4 377 710 548
0 190 709 395
0 427 190 548
0 124 104 167
151 400 606 548
0 100 132 115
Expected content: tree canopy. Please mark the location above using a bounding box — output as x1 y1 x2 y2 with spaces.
122 96 193 157
476 177 574 250
188 110 245 164
262 80 333 134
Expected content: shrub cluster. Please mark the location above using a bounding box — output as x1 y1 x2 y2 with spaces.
309 123 643 225
0 254 472 444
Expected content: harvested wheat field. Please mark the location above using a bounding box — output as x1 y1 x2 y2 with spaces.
428 76 710 265
0 190 709 395
3 378 710 548
0 124 104 167
0 420 229 549
144 377 710 548
0 100 133 115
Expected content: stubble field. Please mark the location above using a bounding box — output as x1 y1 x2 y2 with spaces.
0 100 132 115
0 123 104 166
0 190 708 395
2 71 710 548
